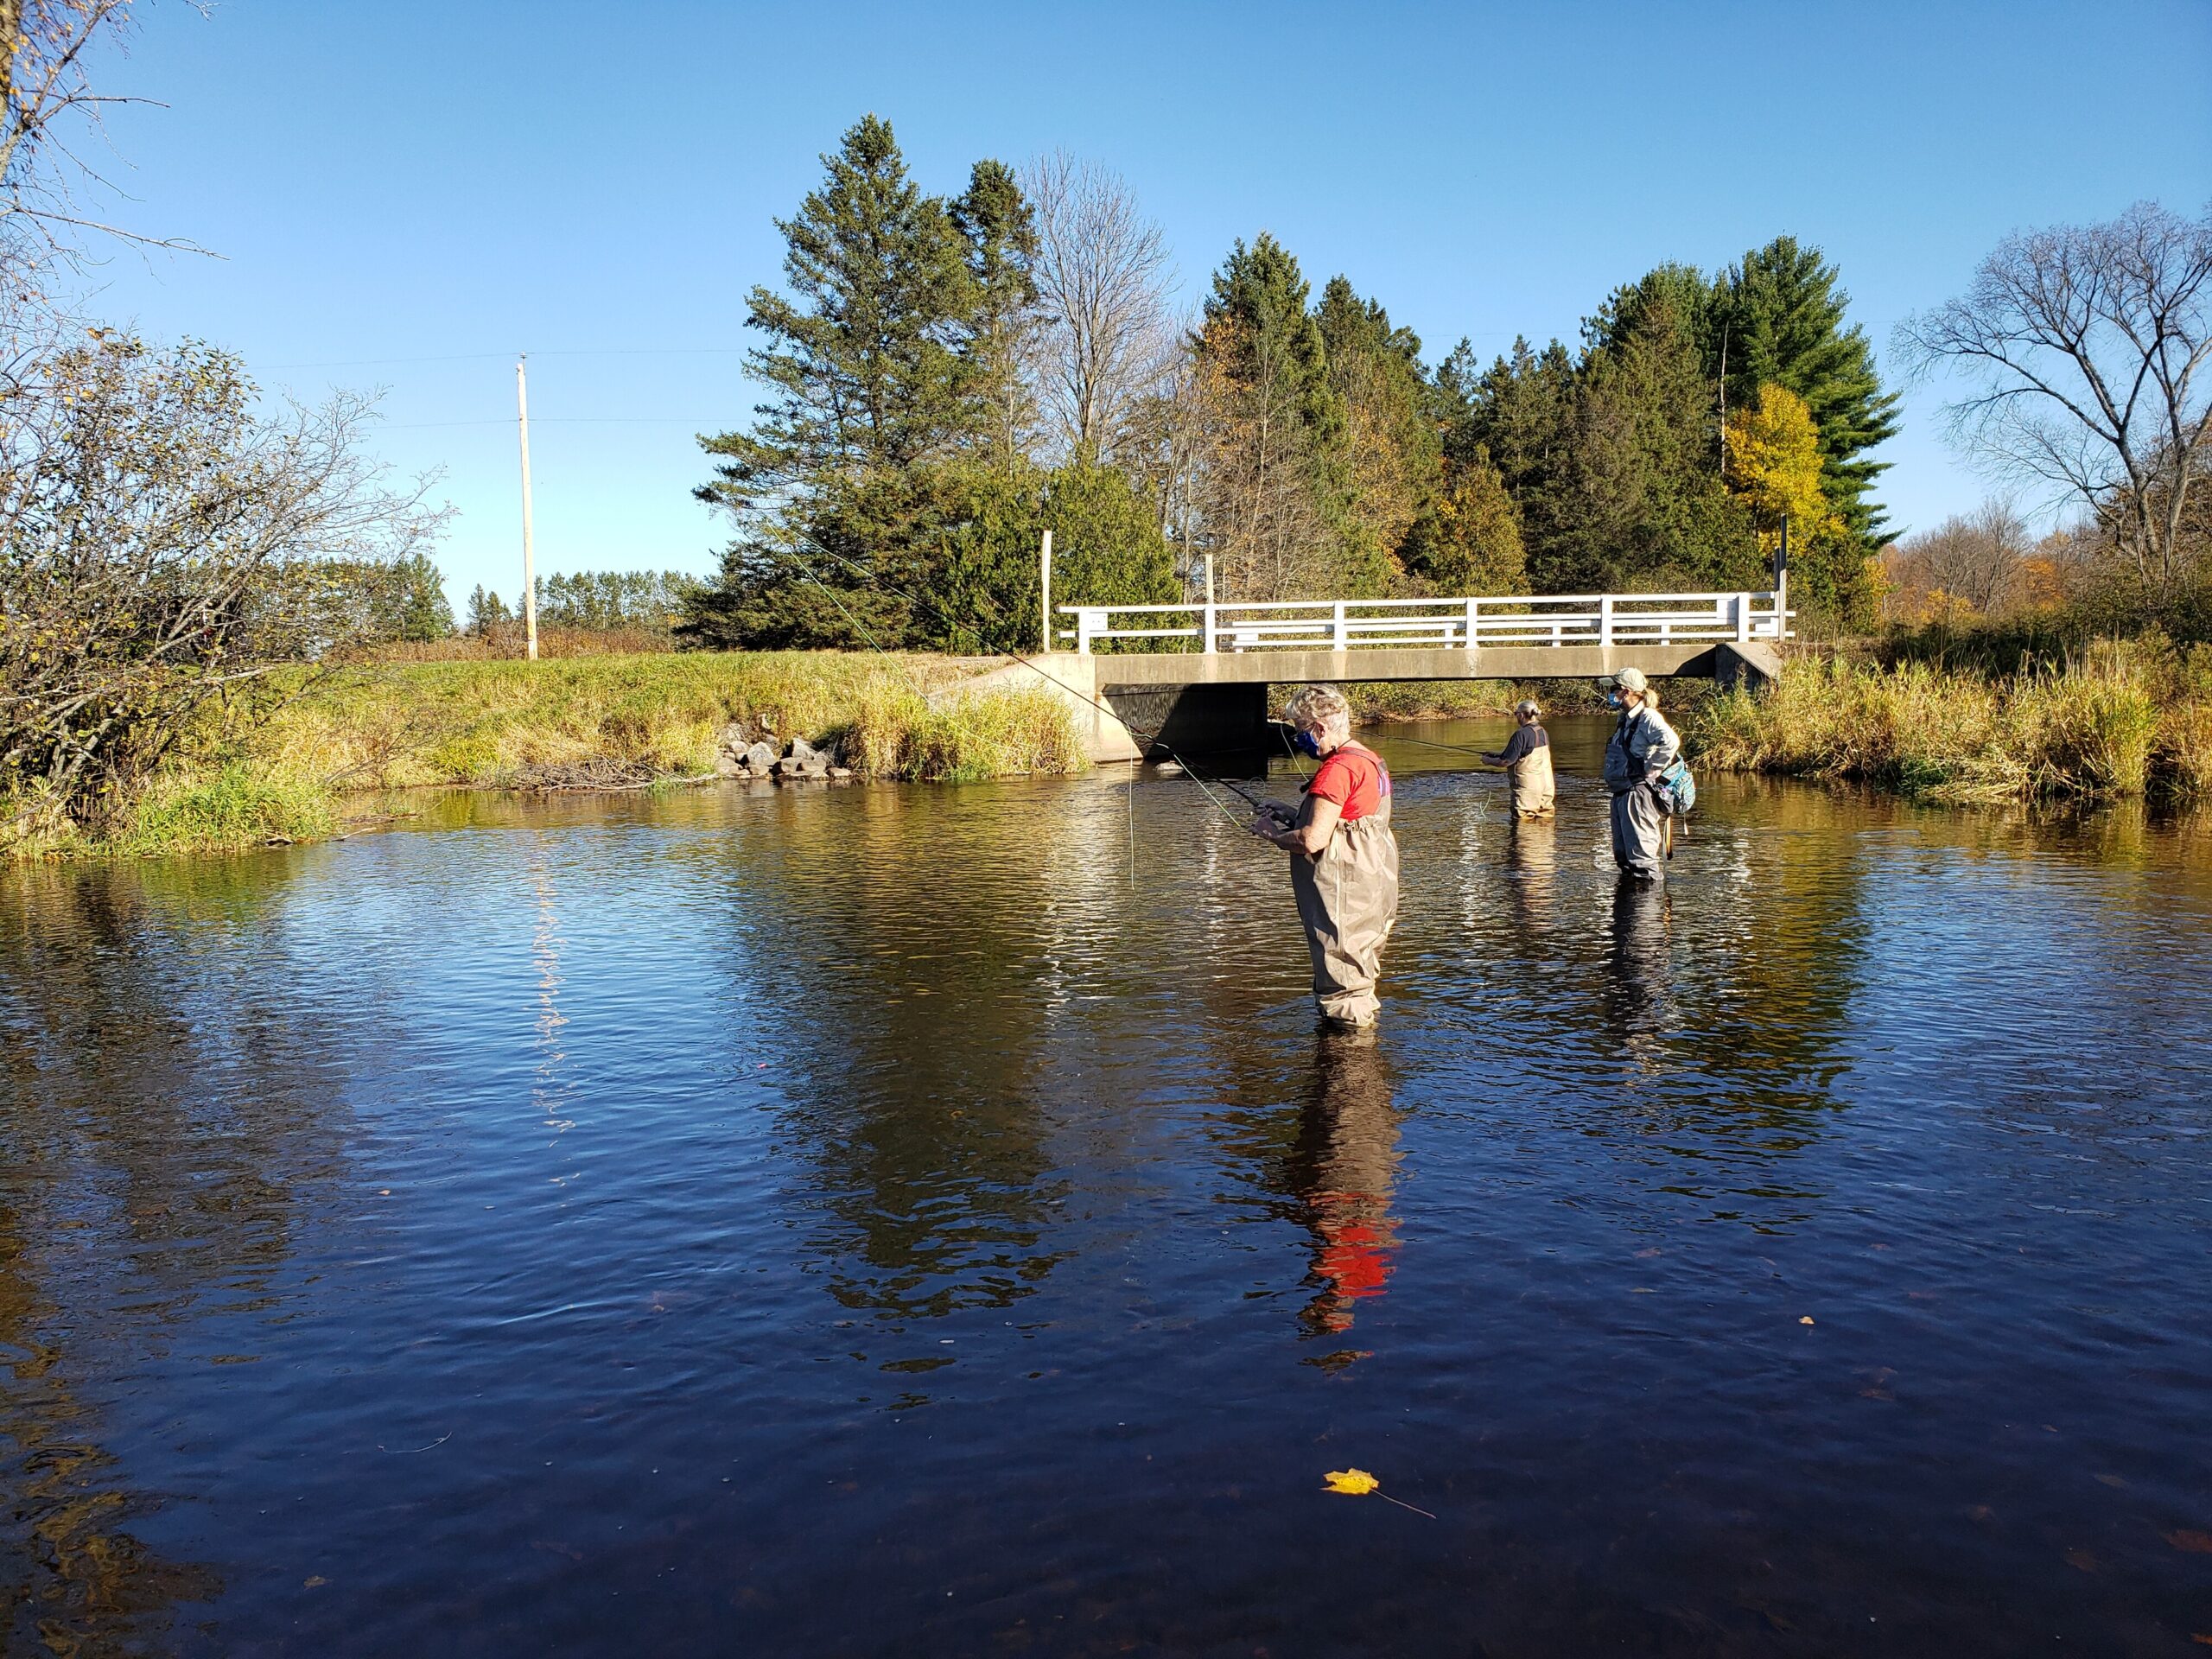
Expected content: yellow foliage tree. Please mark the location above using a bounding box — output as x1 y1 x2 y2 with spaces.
1724 383 1839 556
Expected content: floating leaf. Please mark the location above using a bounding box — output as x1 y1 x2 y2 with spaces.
1320 1466 1434 1518
2166 1529 2212 1554
1799 1316 1815 1325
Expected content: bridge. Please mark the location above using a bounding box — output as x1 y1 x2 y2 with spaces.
976 588 1791 761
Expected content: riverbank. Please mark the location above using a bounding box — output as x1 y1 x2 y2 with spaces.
1688 646 2212 804
17 652 1086 858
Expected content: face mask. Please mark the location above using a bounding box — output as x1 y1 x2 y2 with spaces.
1604 691 1623 710
1293 728 1323 759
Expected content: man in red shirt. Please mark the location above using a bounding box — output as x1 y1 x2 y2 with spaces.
1250 684 1401 1027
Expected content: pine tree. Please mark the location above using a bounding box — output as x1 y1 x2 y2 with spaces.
1402 448 1526 594
1200 235 1340 441
950 158 1041 470
1315 276 1441 587
1713 237 1900 549
687 115 982 648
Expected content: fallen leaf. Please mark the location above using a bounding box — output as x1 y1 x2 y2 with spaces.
2166 1529 2212 1554
2094 1473 2127 1490
2064 1548 2098 1573
1324 1469 1380 1496
1799 1316 1815 1325
2190 1635 2212 1647
303 1576 327 1588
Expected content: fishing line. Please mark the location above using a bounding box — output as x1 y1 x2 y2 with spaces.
776 537 1263 830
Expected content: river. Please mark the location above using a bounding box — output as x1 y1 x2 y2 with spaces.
3 716 2209 1656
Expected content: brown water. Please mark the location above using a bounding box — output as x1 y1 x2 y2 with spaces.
2 717 2209 1656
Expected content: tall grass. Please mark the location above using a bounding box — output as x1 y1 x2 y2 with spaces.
10 652 1088 858
1688 644 2207 804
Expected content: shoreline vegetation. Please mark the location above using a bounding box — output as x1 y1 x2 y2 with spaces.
10 653 1089 859
13 639 2212 861
1688 640 2212 806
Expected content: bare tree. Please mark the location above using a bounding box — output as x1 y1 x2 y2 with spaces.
0 334 445 843
1891 499 2031 617
1022 151 1174 461
0 1 206 267
1897 201 2212 603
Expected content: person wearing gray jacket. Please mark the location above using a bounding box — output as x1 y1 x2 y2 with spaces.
1599 667 1679 880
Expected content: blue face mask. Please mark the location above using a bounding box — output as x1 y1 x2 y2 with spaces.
1605 691 1623 709
1293 728 1323 759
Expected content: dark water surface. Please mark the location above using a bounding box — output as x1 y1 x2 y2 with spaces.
3 717 2210 1656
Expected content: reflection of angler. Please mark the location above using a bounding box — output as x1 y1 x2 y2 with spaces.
1606 876 1674 1050
1294 1030 1403 1341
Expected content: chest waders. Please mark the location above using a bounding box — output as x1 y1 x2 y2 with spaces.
1506 743 1555 819
1289 791 1399 1027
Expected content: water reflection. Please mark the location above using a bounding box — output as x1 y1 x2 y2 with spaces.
1286 1030 1402 1366
0 861 351 1652
1605 876 1674 1058
0 740 2208 1656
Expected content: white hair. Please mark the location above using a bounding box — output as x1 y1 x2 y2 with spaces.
1284 684 1353 747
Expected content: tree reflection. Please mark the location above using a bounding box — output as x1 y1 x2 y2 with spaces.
0 859 346 1652
702 785 1081 1336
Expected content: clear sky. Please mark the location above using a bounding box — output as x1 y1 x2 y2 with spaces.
82 0 2212 611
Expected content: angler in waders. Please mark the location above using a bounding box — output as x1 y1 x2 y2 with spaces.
1483 698 1554 819
1600 668 1680 881
1250 685 1400 1029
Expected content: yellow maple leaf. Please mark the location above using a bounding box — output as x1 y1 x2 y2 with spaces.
1324 1468 1380 1496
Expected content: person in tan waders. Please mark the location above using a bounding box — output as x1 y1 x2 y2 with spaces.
1483 698 1554 819
1250 685 1400 1029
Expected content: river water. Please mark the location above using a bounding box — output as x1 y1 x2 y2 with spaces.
3 716 2209 1657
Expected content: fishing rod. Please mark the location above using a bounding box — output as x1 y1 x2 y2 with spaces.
774 537 1270 829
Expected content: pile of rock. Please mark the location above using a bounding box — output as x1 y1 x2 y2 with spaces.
714 725 854 783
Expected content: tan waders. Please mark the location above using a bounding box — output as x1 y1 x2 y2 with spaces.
1505 741 1555 819
1289 795 1399 1027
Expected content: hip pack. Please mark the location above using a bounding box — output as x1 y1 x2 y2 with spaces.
1655 756 1696 816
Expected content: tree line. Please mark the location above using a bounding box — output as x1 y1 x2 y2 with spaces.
678 115 1903 652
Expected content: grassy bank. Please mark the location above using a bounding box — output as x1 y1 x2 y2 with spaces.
16 652 1087 858
1688 645 2212 805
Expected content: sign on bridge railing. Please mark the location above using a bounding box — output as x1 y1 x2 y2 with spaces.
1055 592 1792 654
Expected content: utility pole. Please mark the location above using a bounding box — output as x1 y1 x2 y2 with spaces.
517 355 539 662
1039 529 1053 653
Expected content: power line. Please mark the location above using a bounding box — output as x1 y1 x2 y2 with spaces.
261 346 753 371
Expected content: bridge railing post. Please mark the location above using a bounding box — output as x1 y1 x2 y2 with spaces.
1599 595 1614 648
1077 608 1102 655
1332 601 1348 652
1463 596 1479 650
1202 603 1217 654
1736 593 1751 644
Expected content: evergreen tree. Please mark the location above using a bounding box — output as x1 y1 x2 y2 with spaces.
388 551 454 640
1448 335 1582 589
1712 236 1900 549
464 584 512 639
922 457 1178 652
1200 234 1341 442
1573 281 1759 591
1315 276 1441 588
950 158 1041 470
1402 448 1526 594
687 115 982 649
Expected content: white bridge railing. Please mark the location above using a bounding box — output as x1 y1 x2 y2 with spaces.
1058 591 1793 654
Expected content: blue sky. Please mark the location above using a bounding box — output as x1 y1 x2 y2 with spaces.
85 0 2212 612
